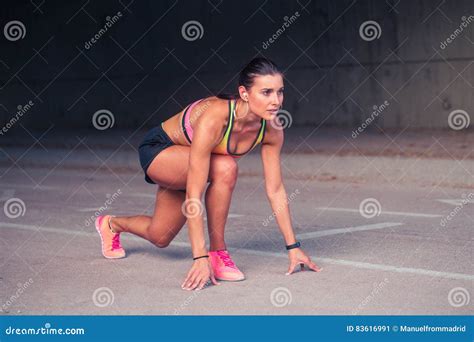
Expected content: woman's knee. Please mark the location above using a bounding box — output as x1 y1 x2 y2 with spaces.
147 225 172 248
154 239 170 248
149 235 171 248
210 156 238 187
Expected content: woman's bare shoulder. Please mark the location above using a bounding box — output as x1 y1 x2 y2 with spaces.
201 96 229 112
198 96 231 123
192 97 231 141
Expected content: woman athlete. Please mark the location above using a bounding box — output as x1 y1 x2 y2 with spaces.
95 57 322 291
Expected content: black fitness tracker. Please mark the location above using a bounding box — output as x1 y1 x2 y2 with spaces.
286 241 301 250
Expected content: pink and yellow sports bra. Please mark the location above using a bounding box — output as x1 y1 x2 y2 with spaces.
181 98 266 158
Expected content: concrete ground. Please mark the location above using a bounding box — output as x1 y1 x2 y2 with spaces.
0 127 473 315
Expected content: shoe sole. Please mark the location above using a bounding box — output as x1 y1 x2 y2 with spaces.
95 216 126 259
215 276 246 282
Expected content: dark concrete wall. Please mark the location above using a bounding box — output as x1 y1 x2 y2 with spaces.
0 0 472 130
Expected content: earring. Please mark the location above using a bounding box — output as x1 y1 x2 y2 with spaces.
235 99 249 120
244 100 249 115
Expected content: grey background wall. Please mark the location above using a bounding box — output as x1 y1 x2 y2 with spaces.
0 0 472 130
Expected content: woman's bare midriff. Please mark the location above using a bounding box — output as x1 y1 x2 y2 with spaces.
161 96 265 154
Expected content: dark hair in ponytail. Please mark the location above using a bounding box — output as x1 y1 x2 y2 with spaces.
217 57 282 100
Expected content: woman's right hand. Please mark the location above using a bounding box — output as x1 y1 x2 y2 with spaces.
181 258 220 290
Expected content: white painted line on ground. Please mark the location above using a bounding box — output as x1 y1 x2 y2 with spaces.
130 193 155 199
0 187 243 217
1 222 472 281
76 208 115 213
298 222 404 239
203 214 243 221
74 205 243 217
437 199 474 206
0 183 152 195
0 183 60 191
315 207 443 218
238 249 474 282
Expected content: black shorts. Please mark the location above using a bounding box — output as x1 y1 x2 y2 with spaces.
138 123 184 190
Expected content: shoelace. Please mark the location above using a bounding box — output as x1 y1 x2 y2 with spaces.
217 251 236 268
111 233 122 250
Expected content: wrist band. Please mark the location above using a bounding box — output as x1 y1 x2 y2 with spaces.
286 241 301 250
193 255 209 261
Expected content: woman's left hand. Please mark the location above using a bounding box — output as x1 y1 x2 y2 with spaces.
286 248 322 275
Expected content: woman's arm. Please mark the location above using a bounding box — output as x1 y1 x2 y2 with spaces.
185 116 222 257
261 121 322 275
182 103 226 290
260 122 296 245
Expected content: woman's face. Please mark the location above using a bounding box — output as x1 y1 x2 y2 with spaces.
240 74 284 121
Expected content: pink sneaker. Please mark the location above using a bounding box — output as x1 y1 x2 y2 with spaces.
209 250 245 281
95 215 126 259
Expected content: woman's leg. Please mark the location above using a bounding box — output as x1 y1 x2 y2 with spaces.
109 145 190 247
109 145 238 249
205 157 238 251
110 187 187 247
